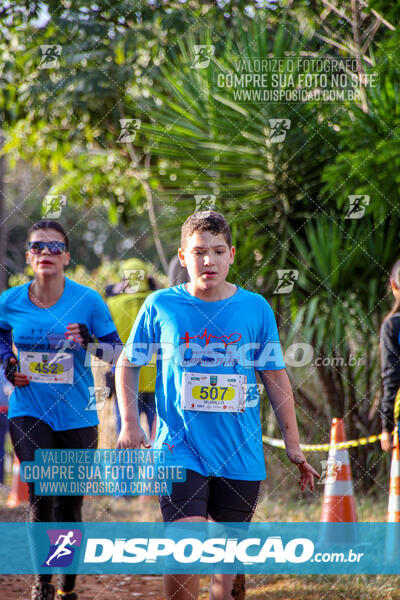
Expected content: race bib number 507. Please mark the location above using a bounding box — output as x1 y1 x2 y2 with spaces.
181 372 246 412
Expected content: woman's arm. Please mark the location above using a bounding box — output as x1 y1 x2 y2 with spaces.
0 328 29 386
0 328 14 363
65 325 122 363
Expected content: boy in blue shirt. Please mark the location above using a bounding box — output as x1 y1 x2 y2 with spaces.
116 211 318 600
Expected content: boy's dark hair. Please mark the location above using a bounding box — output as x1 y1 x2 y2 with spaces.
181 211 232 248
27 220 69 251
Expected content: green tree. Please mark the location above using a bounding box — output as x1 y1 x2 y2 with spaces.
0 0 285 273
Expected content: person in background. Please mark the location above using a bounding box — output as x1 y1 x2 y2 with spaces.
168 254 189 287
105 258 160 441
380 260 400 453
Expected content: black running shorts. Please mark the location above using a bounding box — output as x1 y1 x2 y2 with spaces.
159 468 261 523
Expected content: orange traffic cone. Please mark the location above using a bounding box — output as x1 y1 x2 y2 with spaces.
387 428 400 522
385 428 400 562
7 456 29 508
321 418 357 522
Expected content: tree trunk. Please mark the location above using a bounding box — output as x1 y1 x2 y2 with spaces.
351 0 369 113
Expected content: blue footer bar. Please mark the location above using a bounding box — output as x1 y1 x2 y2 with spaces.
0 522 398 574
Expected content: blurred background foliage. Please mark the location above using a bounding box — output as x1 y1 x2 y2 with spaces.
1 0 399 490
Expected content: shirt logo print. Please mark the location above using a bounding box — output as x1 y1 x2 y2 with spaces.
180 328 242 348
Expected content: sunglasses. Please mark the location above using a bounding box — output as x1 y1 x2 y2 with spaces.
27 241 67 255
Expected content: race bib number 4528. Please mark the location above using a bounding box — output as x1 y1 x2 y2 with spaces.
181 372 246 412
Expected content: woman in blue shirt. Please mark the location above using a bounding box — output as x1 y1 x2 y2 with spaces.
0 220 121 600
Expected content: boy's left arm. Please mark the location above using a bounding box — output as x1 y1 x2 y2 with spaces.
258 368 319 491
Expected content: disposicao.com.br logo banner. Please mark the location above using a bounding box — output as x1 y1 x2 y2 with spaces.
2 523 400 574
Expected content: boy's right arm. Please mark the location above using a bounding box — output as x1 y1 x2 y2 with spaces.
115 352 151 449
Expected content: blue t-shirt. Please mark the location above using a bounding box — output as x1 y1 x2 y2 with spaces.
0 278 116 430
124 284 286 480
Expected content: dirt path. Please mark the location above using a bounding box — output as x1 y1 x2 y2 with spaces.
5 573 400 600
0 574 165 600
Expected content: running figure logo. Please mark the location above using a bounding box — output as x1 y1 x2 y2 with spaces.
39 45 62 69
194 195 216 212
318 458 342 485
117 119 141 143
274 269 299 294
345 195 370 219
42 529 82 567
242 383 264 408
191 45 215 69
122 269 146 294
86 386 110 411
268 119 291 143
42 194 67 219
